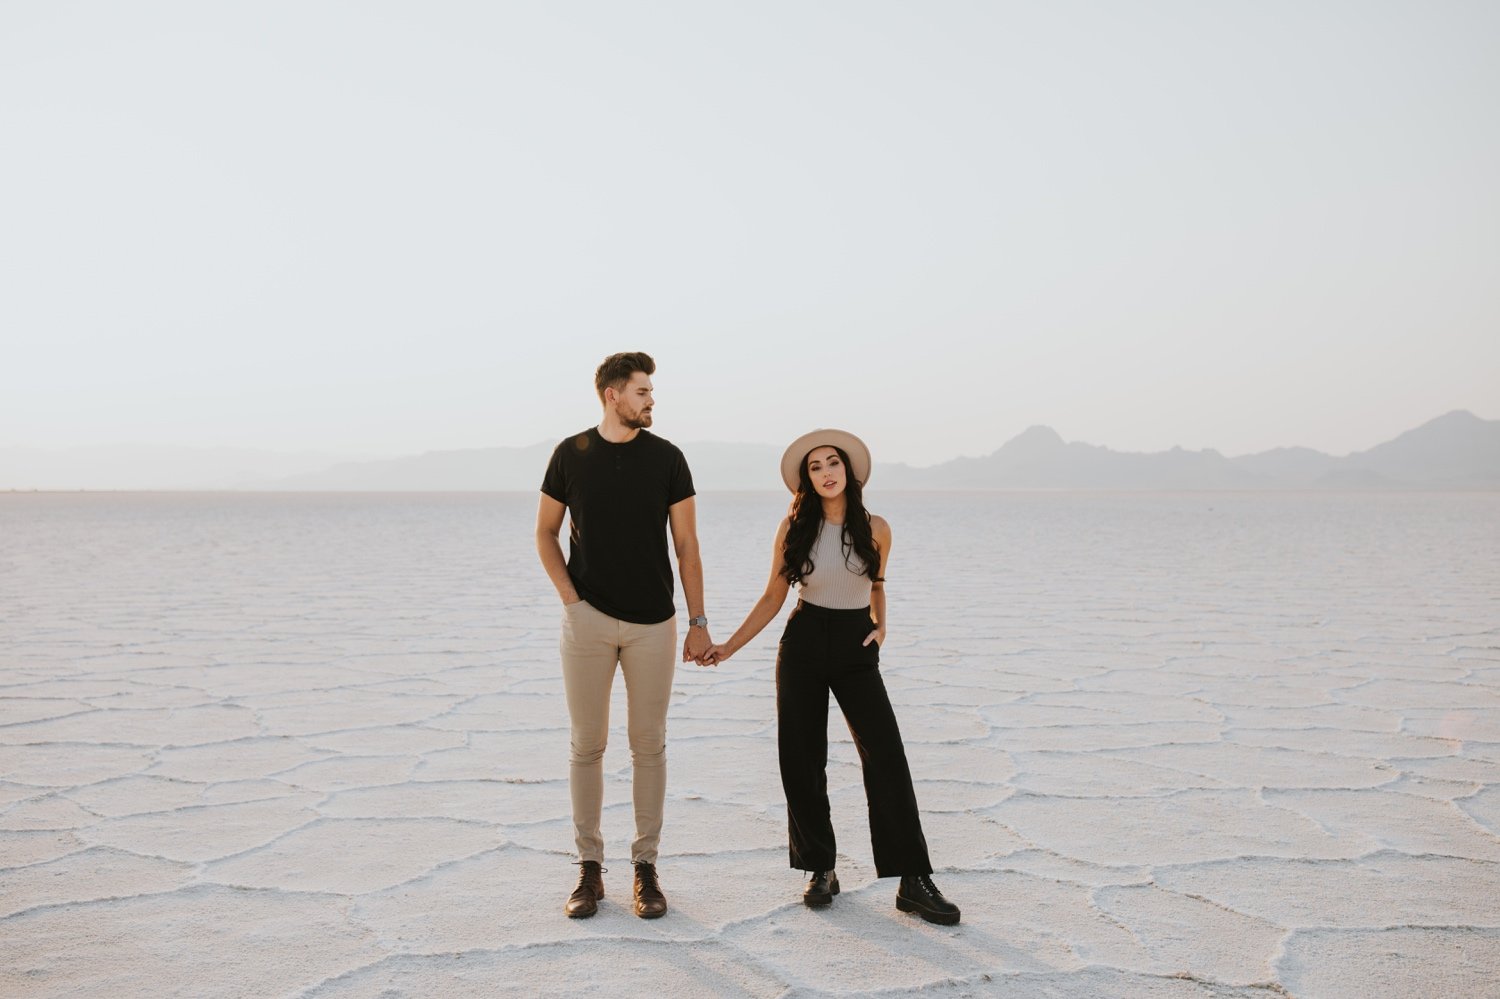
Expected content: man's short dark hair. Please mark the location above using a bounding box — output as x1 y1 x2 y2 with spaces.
595 351 655 403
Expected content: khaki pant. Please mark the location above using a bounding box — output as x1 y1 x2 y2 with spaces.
560 599 677 864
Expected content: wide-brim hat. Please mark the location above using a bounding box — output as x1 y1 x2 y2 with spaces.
780 428 872 492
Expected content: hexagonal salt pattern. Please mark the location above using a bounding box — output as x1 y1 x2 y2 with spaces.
2 491 1496 996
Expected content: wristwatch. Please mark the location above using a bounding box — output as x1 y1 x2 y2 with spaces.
688 615 708 628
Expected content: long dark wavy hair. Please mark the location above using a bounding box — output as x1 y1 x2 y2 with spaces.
780 445 881 585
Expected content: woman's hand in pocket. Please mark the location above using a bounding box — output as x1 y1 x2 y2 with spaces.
862 626 885 648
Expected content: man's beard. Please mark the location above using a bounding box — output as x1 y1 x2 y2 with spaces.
619 407 653 430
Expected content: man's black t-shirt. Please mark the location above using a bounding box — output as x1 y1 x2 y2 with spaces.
540 427 695 624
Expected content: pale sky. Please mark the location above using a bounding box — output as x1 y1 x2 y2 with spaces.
2 1 1496 467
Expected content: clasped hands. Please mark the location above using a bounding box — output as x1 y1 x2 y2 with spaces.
683 627 732 668
685 626 885 668
696 642 730 668
682 626 719 668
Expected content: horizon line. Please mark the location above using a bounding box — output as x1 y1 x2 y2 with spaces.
2 407 1490 467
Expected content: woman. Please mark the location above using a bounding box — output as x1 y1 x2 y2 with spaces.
705 429 960 925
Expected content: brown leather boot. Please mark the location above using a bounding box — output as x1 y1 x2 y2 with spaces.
633 861 668 919
564 861 604 918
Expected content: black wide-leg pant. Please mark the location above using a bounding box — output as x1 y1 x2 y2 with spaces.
775 599 933 878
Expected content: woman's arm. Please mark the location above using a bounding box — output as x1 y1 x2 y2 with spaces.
707 518 793 663
863 515 892 647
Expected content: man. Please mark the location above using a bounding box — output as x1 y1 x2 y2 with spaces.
535 351 713 919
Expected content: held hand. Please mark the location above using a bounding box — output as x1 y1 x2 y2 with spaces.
700 643 732 667
683 627 714 665
861 627 885 648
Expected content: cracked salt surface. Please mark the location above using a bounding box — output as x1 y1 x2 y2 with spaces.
2 490 1497 997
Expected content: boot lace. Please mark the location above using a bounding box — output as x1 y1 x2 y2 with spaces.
634 862 662 897
574 861 606 887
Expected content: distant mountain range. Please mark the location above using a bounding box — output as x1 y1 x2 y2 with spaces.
0 444 365 491
875 410 1500 491
4 411 1496 491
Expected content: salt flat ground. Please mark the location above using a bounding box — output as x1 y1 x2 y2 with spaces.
1 491 1497 999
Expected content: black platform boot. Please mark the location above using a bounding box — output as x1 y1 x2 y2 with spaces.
896 874 960 925
803 870 840 907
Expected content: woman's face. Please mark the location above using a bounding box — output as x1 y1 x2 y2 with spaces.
805 446 847 499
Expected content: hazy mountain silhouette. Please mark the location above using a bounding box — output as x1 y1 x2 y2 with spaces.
6 412 1495 490
1337 409 1500 486
268 442 555 491
880 425 1261 489
880 410 1497 491
1229 446 1339 484
260 439 784 491
1225 410 1499 488
0 444 364 491
248 411 1496 491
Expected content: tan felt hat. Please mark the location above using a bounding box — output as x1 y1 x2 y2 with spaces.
780 428 872 492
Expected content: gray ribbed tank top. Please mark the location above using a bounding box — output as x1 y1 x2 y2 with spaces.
796 520 873 609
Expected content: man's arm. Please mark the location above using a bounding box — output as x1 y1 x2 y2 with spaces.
536 493 581 605
668 496 712 663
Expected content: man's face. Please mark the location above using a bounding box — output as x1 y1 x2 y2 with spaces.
610 372 655 429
